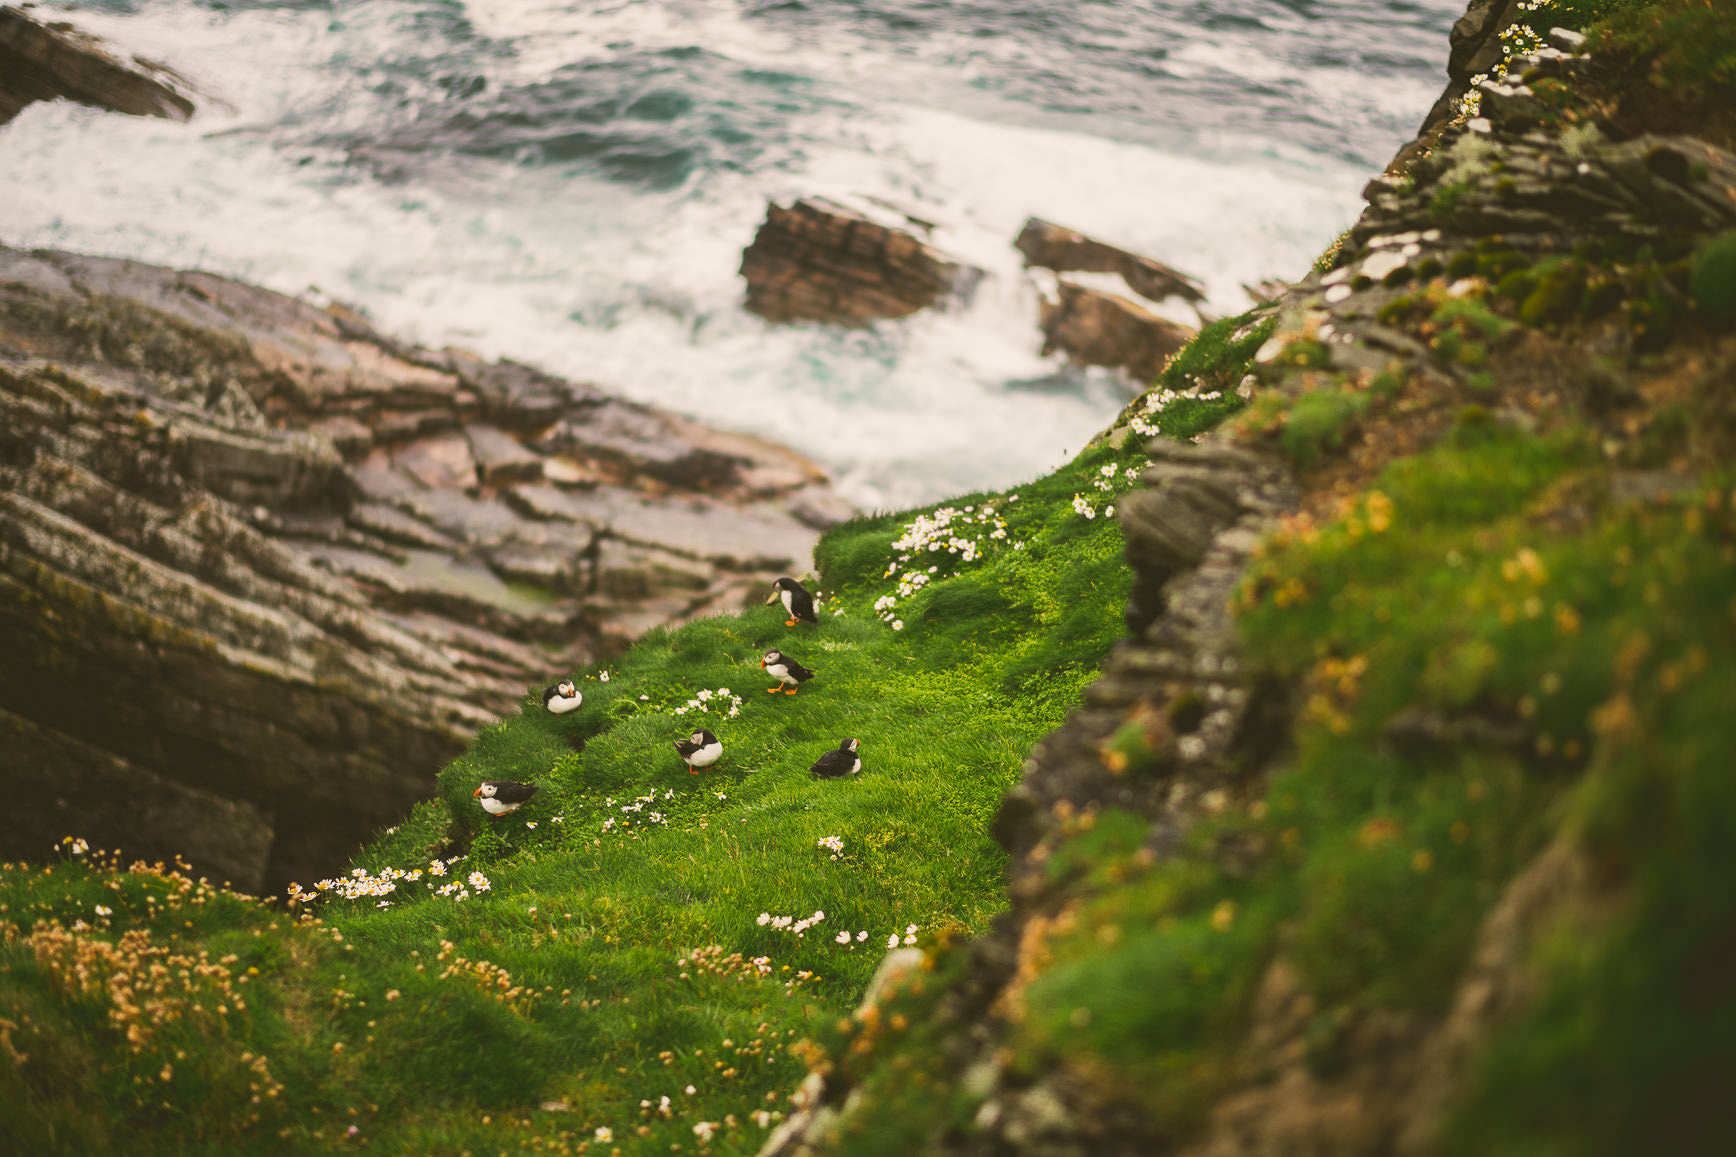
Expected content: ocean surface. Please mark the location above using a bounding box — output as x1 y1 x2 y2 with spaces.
0 0 1464 508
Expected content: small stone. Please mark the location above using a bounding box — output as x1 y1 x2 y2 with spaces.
1548 27 1586 53
1325 283 1353 304
1360 251 1408 281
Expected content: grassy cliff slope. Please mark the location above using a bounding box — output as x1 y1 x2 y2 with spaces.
0 333 1257 1153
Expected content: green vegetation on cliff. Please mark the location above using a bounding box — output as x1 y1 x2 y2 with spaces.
0 346 1248 1153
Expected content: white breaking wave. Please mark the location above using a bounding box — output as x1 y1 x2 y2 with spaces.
0 0 1454 508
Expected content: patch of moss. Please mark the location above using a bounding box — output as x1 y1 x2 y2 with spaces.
1280 388 1372 468
1689 230 1736 322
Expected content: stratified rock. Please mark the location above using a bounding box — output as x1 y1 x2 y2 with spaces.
1038 280 1195 382
0 5 197 125
465 423 544 488
0 242 852 891
1016 218 1207 305
740 196 984 324
391 432 478 492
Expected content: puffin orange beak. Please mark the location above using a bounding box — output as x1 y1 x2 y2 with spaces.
759 658 766 668
472 786 483 797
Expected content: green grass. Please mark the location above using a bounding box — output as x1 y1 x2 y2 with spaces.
842 419 1736 1146
1544 0 1736 95
0 335 1258 1154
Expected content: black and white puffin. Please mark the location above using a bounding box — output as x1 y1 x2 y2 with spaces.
542 679 582 715
674 728 723 773
809 738 862 779
767 577 818 626
760 649 815 695
474 780 540 816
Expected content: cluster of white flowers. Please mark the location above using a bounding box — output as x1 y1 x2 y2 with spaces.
751 955 772 975
886 504 1004 569
1460 1 1549 118
1071 493 1099 520
817 835 844 859
59 836 89 856
1127 384 1224 439
673 686 742 719
757 909 825 937
291 855 487 906
834 929 872 945
601 790 676 834
875 503 1013 626
643 1095 674 1118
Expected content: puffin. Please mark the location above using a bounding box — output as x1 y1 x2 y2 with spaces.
808 738 862 779
760 649 815 695
474 780 540 816
542 679 582 715
674 728 723 773
767 577 818 626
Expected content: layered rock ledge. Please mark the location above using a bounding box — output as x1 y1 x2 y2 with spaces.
740 197 984 325
0 245 849 891
0 4 197 125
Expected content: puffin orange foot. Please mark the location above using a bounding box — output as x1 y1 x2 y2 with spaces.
785 618 797 626
784 687 799 695
766 686 782 694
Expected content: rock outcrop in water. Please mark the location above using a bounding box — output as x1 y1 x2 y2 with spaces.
0 245 847 892
1016 218 1205 382
1016 218 1207 307
740 196 984 325
0 4 197 125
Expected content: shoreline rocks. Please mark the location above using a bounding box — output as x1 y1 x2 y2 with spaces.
1016 218 1207 306
740 196 984 324
1018 218 1205 382
0 243 851 892
0 4 198 125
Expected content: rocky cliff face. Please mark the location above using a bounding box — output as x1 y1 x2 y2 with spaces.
759 3 1736 1153
0 4 197 125
0 245 847 893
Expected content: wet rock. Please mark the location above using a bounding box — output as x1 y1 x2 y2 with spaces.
592 539 715 601
1016 218 1207 304
538 405 747 491
346 502 459 552
391 432 478 491
740 196 984 324
0 5 198 125
0 241 851 892
1039 280 1195 382
465 423 544 488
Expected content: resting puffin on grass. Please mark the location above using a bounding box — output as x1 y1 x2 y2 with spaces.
761 649 815 695
542 679 582 714
768 577 818 626
474 780 539 816
809 738 862 779
674 728 723 772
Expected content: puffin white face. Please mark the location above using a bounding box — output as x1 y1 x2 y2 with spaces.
691 731 706 744
845 738 860 753
559 681 576 697
762 650 781 665
476 783 497 799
